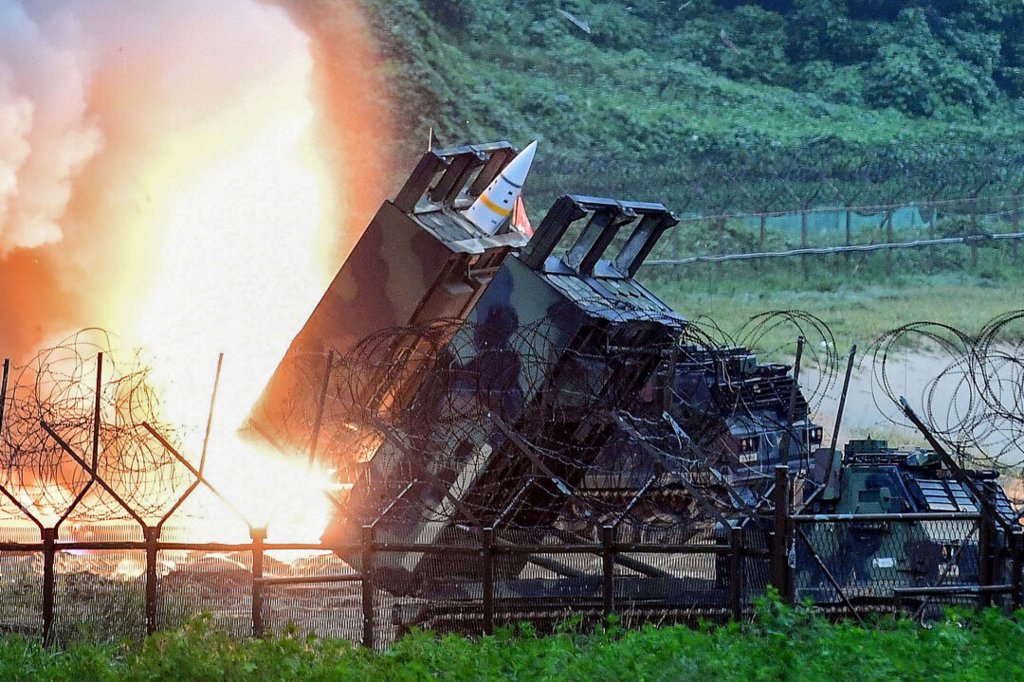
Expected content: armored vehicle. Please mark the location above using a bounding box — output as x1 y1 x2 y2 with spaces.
792 437 1017 605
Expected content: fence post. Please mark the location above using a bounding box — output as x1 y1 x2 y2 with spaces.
970 198 980 270
144 526 160 636
715 217 725 282
758 214 766 272
41 527 56 645
1013 194 1020 265
800 210 808 280
362 526 375 649
0 358 8 438
979 482 998 609
250 526 266 638
482 527 494 636
927 202 936 274
844 206 852 271
729 524 744 621
602 525 615 619
885 210 894 274
772 465 790 603
1012 530 1022 611
308 350 334 468
978 517 992 610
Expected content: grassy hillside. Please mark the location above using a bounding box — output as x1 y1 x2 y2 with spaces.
364 0 1024 213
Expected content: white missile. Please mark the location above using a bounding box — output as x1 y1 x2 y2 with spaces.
462 140 537 235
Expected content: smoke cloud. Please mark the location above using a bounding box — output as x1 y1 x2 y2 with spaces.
0 2 102 254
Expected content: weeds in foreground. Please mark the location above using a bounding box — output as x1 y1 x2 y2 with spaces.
3 597 1024 681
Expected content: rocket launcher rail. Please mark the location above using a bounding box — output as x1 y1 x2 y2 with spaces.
521 195 679 278
324 192 690 592
244 142 531 463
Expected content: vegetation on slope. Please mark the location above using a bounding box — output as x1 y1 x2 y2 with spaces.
364 0 1024 213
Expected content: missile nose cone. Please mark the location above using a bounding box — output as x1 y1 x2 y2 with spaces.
462 141 539 235
503 140 537 187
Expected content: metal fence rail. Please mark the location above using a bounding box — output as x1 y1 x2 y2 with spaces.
0 532 764 646
642 193 1024 275
646 231 1024 266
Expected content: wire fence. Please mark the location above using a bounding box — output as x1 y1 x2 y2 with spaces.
1 318 1023 648
0 477 1019 648
641 193 1024 280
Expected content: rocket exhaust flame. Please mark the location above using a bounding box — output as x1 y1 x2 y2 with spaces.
0 0 394 542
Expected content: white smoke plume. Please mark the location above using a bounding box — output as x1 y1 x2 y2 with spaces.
0 1 102 254
0 0 316 257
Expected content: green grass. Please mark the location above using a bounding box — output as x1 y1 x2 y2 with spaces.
4 599 1024 680
644 270 1024 358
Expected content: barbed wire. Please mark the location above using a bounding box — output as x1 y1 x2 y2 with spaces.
645 232 1024 266
2 311 1020 534
0 329 189 521
636 191 1023 274
299 311 836 543
869 311 1024 474
667 193 1024 225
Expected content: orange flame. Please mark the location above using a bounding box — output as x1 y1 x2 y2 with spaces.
115 12 393 542
2 1 394 544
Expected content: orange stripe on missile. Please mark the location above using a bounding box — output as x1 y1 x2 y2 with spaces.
478 192 512 217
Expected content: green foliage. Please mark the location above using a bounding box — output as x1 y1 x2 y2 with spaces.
719 5 789 84
863 8 999 116
6 604 1024 680
365 0 1024 218
787 0 868 65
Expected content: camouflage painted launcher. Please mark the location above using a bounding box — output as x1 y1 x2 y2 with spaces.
248 141 1019 612
325 195 688 592
245 142 530 459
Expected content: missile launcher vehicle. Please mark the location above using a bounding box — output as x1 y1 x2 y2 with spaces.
310 187 827 597
253 140 1020 619
245 141 531 472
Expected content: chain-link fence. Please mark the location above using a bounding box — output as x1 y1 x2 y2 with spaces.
640 194 1024 288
